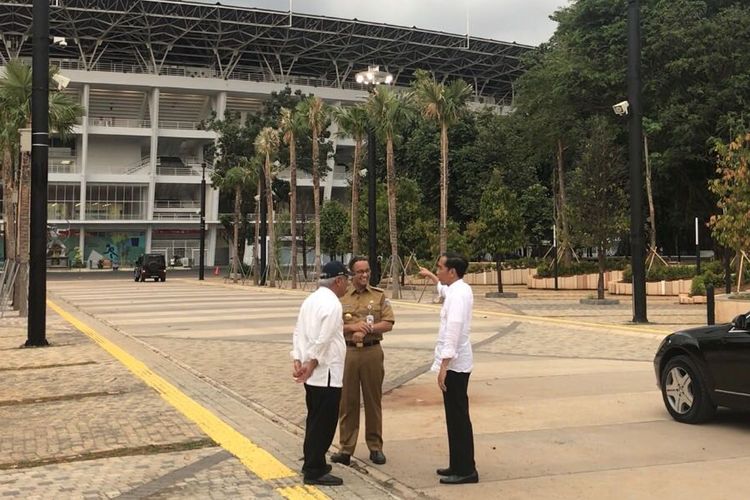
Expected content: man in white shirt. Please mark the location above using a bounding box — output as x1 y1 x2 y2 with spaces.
291 261 352 486
419 253 478 485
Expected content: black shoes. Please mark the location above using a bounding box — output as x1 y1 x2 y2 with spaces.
330 452 351 466
303 473 344 486
369 450 386 465
436 467 453 476
439 470 479 485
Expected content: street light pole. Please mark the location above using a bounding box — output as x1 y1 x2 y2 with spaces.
27 0 50 346
354 65 392 286
628 0 647 323
259 167 267 286
199 162 206 280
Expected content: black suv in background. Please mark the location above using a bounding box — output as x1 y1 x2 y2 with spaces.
134 253 167 282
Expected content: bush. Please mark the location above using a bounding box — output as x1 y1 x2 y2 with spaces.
690 270 725 296
622 264 696 283
535 260 622 278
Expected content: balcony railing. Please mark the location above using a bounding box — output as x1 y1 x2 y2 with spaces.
154 200 200 209
89 117 151 128
153 212 200 220
49 158 78 173
158 120 205 130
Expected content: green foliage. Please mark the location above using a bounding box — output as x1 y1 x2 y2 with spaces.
708 132 750 252
319 201 349 258
536 259 628 278
566 116 628 252
622 264 697 282
469 169 525 258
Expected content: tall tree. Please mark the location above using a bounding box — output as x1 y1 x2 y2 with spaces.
367 86 413 298
218 164 256 281
567 117 628 300
332 104 369 255
412 69 472 254
299 96 329 278
319 200 350 261
254 127 280 286
708 131 750 292
0 59 83 315
278 106 307 288
468 170 525 293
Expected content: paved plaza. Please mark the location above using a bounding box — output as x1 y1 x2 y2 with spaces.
2 273 750 499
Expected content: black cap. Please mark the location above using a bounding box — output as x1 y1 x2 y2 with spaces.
320 261 353 279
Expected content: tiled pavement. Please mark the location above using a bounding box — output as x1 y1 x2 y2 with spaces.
0 275 711 498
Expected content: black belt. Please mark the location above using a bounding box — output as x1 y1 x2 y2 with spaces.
346 340 380 347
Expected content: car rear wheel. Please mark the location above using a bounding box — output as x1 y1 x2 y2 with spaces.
661 355 716 424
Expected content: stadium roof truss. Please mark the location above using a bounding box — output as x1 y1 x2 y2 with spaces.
0 0 533 103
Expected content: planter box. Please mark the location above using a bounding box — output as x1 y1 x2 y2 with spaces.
716 294 750 323
678 293 706 304
528 270 621 290
462 268 530 286
608 278 692 296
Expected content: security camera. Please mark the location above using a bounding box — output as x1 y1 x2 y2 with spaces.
52 73 71 90
52 36 67 47
612 100 629 116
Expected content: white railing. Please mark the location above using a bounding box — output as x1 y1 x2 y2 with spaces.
89 117 151 128
49 159 78 173
154 200 200 209
158 120 205 130
153 212 200 220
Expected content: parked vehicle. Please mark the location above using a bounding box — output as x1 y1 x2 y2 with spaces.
134 253 166 282
654 312 750 423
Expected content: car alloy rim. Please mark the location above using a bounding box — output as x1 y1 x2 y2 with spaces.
665 366 694 414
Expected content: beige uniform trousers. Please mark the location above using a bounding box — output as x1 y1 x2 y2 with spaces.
338 343 384 455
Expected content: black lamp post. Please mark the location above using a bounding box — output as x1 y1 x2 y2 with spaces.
627 0 647 323
355 65 393 286
259 167 267 286
27 0 50 346
198 162 206 280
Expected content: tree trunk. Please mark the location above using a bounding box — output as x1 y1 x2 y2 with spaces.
644 134 657 251
350 138 361 256
556 139 572 266
290 137 298 288
596 245 605 300
265 154 276 287
253 182 260 285
496 256 503 294
3 147 18 310
385 135 400 299
233 186 241 282
14 151 31 316
439 123 449 255
301 214 307 279
312 129 321 278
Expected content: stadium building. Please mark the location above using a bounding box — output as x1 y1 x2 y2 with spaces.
0 0 532 267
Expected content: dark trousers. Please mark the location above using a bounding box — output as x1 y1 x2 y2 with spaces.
303 383 342 479
442 370 475 476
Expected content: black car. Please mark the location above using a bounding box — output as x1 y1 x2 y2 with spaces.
134 253 167 282
654 312 750 424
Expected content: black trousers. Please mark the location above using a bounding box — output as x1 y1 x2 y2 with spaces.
442 370 475 476
303 383 342 479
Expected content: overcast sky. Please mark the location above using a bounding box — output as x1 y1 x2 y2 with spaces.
201 0 570 46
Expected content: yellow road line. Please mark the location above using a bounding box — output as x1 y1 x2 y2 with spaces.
47 298 326 500
277 485 332 499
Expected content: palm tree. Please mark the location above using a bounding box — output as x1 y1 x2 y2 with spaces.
254 127 281 287
218 164 256 282
299 96 329 278
279 106 308 288
0 59 84 315
332 104 369 256
412 69 472 255
367 86 413 298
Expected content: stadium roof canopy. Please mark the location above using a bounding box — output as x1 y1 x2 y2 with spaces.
0 0 534 103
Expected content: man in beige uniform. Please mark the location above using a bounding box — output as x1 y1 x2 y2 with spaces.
331 256 395 466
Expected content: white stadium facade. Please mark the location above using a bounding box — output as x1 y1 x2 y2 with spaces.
0 0 532 267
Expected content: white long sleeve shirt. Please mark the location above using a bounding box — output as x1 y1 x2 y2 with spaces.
290 286 346 387
431 279 474 373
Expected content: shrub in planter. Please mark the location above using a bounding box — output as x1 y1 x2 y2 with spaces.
690 270 725 296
